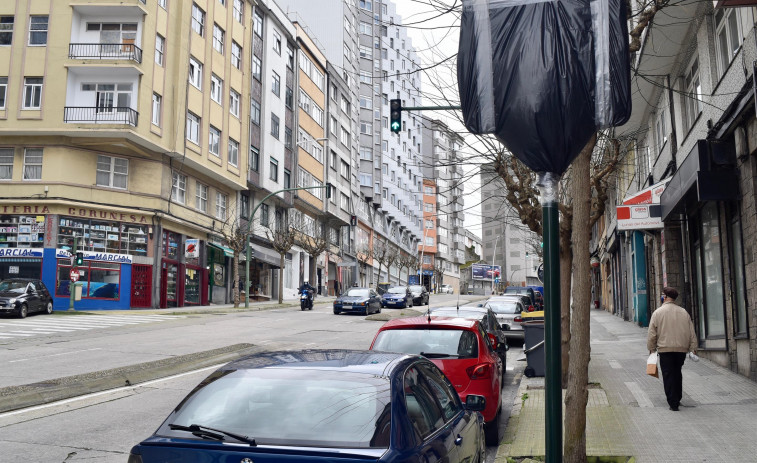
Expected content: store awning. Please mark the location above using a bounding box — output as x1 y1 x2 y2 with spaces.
208 243 234 258
249 242 281 268
660 140 739 220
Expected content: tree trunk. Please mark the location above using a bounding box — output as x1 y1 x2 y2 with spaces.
376 263 383 290
564 141 593 463
560 245 572 387
278 253 285 304
232 253 240 308
309 254 317 294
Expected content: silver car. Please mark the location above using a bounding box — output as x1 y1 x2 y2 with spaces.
483 297 525 344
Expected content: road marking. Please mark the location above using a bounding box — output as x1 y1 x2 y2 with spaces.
0 332 32 337
625 381 654 408
609 360 622 369
9 348 103 363
0 315 185 339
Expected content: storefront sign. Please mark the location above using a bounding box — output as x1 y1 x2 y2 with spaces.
622 180 670 205
56 249 133 264
8 266 19 274
185 239 199 258
0 204 150 224
0 248 44 258
617 205 663 230
70 269 80 282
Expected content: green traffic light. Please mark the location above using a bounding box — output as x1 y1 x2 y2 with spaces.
391 122 400 131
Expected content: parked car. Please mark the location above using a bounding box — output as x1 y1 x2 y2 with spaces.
439 284 454 294
128 349 486 463
381 286 413 308
333 287 382 315
484 297 526 344
427 306 509 372
371 316 503 445
503 286 536 306
0 278 53 318
489 293 535 312
408 285 429 305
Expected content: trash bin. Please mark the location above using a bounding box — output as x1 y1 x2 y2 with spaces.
522 319 545 378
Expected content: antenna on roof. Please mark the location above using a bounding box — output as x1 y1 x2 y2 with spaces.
426 307 431 323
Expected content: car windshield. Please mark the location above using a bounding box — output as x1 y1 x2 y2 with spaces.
0 281 26 293
486 302 521 314
386 287 407 294
409 286 424 292
373 328 478 359
344 289 370 298
431 309 485 320
164 369 392 448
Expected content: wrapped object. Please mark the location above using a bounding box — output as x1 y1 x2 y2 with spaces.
457 0 631 175
646 353 659 378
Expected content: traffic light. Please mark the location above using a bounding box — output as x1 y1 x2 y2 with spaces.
390 99 402 134
75 252 84 266
325 182 332 199
350 215 358 227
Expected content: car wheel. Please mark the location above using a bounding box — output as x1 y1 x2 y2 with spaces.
45 301 53 315
18 304 28 319
333 308 340 315
484 410 501 446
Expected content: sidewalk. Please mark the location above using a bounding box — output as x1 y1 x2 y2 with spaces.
496 309 757 463
69 296 337 315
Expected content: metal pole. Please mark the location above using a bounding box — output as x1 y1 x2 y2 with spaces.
68 236 77 311
492 236 498 295
538 172 562 462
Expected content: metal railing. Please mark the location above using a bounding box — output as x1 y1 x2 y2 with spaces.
64 107 139 126
69 43 142 63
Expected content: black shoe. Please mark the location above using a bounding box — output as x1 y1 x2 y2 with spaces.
669 406 679 411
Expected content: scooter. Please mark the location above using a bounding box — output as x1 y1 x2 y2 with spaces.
300 289 313 311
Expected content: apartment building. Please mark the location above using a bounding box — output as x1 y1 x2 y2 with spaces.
0 0 254 309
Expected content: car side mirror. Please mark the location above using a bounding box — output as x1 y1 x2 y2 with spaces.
465 394 486 412
477 303 483 308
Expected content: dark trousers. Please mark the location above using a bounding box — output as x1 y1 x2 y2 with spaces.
659 352 686 408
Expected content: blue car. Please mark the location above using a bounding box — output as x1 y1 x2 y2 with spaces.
333 287 382 315
381 286 413 308
128 349 486 463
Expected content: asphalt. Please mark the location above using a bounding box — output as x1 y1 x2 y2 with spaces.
495 308 757 463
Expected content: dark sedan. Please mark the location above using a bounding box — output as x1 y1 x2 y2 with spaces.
380 286 413 308
0 278 53 318
128 350 486 463
408 285 429 305
333 287 382 315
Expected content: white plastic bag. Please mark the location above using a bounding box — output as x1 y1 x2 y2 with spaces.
688 352 699 362
646 353 659 378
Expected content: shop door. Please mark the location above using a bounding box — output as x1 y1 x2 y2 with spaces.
131 264 152 308
0 259 42 280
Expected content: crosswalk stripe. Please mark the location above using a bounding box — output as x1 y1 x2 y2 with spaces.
0 332 32 337
0 314 185 340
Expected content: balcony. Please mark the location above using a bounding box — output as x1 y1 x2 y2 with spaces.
69 43 142 63
64 107 138 126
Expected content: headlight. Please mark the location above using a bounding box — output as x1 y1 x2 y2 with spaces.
8 298 16 305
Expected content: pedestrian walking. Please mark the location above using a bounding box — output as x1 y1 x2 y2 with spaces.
646 286 697 411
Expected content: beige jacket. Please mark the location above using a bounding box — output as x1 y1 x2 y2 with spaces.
647 301 697 353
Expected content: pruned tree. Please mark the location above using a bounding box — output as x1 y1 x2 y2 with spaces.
384 244 400 285
397 251 418 286
371 238 394 290
216 203 249 308
293 213 330 291
265 210 297 305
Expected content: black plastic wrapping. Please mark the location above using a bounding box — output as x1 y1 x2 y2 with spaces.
457 0 631 175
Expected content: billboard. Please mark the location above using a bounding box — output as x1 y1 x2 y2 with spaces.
472 264 501 280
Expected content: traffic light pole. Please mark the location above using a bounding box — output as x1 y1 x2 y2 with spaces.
69 236 77 311
244 184 332 308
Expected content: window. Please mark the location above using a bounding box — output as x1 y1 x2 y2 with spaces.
298 90 323 125
272 71 280 96
271 113 280 139
728 205 747 336
359 21 372 35
714 8 741 78
240 193 249 218
359 0 372 11
251 98 261 125
191 4 205 36
233 0 244 23
0 148 12 180
359 173 372 186
403 366 445 439
215 192 227 220
424 203 433 212
284 169 291 188
359 94 372 109
273 31 281 55
159 0 167 8
212 24 225 53
185 112 202 145
228 138 239 166
359 146 372 160
269 157 278 181
341 193 349 211
171 172 186 203
341 95 350 114
21 148 42 180
96 155 128 189
253 11 263 37
252 55 261 80
23 77 42 109
155 34 165 66
260 203 270 227
297 129 323 163
359 45 372 59
330 151 337 170
56 261 121 300
655 109 667 152
0 16 13 45
231 41 242 69
360 121 371 134
189 57 202 89
210 74 223 104
341 160 350 178
209 126 221 156
28 16 48 45
682 57 701 131
424 186 434 195
151 93 162 126
285 127 292 149
195 183 208 212
0 77 7 109
229 89 240 117
425 220 434 229
692 202 726 339
340 126 350 146
249 146 259 171
285 85 293 108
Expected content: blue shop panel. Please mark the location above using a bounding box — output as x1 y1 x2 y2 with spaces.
49 249 132 310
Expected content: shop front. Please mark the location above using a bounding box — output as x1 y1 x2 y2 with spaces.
52 249 132 310
161 231 209 308
0 248 44 280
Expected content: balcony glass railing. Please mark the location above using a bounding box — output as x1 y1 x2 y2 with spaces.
64 107 139 126
69 43 142 63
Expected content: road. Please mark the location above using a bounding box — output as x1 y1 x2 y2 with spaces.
0 294 524 462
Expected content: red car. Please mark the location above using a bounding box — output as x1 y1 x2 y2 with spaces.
370 316 503 445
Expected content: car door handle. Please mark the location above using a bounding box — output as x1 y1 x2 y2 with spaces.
454 435 463 446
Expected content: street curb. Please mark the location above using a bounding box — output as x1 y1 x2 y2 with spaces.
0 343 263 413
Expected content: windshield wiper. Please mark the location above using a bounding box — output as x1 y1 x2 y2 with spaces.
168 423 257 446
420 352 459 359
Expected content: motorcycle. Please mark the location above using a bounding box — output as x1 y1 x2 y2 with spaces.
300 289 313 311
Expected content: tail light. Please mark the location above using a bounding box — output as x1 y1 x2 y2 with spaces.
466 363 492 379
514 316 523 323
528 305 535 312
